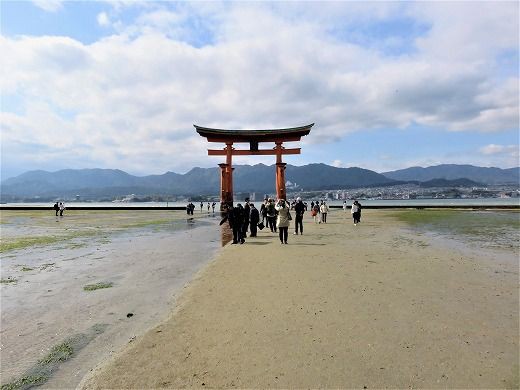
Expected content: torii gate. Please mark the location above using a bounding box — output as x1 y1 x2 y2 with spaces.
195 124 313 205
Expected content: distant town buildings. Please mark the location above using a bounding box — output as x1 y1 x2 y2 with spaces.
286 184 520 202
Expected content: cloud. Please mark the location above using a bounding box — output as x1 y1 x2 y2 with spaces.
479 144 519 157
32 0 63 12
97 12 110 27
1 2 518 176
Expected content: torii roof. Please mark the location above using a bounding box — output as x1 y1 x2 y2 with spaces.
194 123 313 142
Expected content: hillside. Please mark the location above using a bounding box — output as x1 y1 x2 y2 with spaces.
383 164 519 185
2 163 517 201
0 164 395 200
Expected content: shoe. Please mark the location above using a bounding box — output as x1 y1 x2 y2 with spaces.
293 232 298 235
280 241 284 244
284 241 288 244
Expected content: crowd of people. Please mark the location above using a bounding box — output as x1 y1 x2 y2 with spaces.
186 201 217 215
218 197 362 245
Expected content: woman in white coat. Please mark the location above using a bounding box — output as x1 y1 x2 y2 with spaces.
275 199 291 244
320 201 329 223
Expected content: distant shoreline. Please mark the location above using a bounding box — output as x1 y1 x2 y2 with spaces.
1 205 519 210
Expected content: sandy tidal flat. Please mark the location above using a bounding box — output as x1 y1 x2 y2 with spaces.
82 209 519 389
0 210 223 388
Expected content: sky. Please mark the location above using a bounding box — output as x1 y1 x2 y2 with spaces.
1 0 519 180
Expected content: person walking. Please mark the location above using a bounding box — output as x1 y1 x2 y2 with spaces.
242 198 251 238
53 202 59 216
351 200 362 225
266 198 277 233
275 199 290 244
343 200 348 212
260 199 267 226
59 202 65 217
350 200 359 226
320 201 329 223
212 202 216 213
312 203 320 223
200 202 203 213
293 197 305 235
237 204 247 244
249 203 260 237
226 203 245 244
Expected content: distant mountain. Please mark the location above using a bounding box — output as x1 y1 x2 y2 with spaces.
418 178 483 188
383 164 519 185
0 164 395 200
3 163 517 201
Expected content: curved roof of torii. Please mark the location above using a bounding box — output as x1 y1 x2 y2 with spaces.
194 123 313 142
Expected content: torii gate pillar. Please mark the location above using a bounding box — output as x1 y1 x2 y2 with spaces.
275 162 287 200
275 141 287 200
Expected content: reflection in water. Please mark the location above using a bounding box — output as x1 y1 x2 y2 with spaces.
221 225 233 247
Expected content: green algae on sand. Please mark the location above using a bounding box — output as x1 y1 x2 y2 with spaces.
83 282 114 291
0 210 199 253
395 209 520 251
1 324 108 390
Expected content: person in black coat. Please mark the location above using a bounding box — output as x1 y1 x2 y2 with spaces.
53 202 59 216
249 203 260 237
260 200 267 225
242 198 250 239
293 197 306 235
235 203 246 244
220 203 244 244
354 200 362 224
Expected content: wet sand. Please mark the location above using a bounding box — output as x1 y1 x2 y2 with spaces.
82 209 519 389
1 210 223 388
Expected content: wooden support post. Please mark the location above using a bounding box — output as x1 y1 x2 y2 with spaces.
218 163 228 209
225 143 234 206
276 162 287 200
274 142 287 200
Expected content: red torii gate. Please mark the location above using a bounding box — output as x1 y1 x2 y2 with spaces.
195 124 313 205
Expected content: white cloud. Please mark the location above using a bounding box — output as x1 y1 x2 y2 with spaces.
411 2 519 62
97 12 110 27
1 2 518 176
480 144 519 157
32 0 63 12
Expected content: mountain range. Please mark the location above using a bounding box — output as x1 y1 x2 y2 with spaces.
382 164 519 185
1 164 518 201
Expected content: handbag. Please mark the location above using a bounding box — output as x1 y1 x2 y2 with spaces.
287 211 292 221
257 222 265 230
